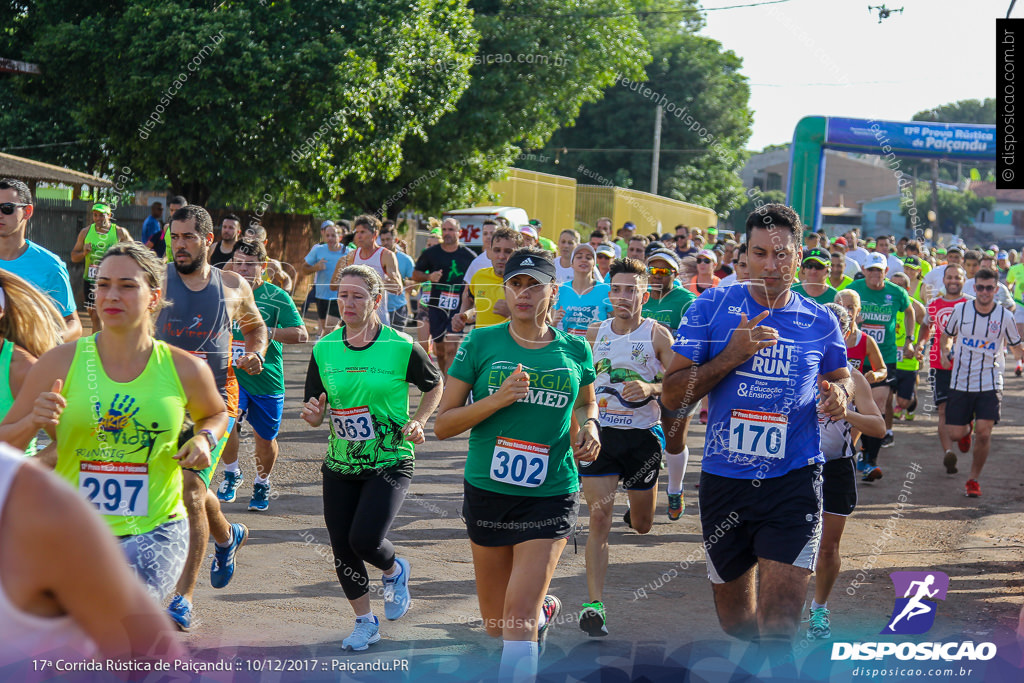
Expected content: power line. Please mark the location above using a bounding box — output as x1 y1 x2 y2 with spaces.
2 139 104 151
491 0 794 20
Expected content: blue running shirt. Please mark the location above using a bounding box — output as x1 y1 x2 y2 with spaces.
672 284 847 479
555 281 611 335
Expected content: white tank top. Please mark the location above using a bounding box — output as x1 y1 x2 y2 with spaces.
593 318 662 429
0 445 96 666
353 246 389 322
817 364 856 461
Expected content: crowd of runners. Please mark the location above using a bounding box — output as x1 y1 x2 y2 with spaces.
1 175 1023 680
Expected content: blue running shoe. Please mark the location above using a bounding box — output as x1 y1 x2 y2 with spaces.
167 595 193 632
211 523 248 589
382 557 411 620
248 483 270 511
342 616 381 651
216 471 243 503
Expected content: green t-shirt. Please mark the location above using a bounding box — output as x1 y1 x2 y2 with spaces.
642 286 696 331
846 279 910 365
792 282 839 306
1006 263 1024 304
232 281 303 396
309 325 439 477
448 322 596 497
830 275 854 290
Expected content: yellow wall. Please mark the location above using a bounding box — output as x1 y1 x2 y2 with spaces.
576 185 717 234
486 168 576 242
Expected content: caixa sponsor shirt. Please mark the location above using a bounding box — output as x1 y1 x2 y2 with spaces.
672 284 847 479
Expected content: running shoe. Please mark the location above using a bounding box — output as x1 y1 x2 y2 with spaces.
538 595 561 654
893 409 905 421
667 493 684 520
216 470 243 503
167 595 193 632
905 411 915 422
247 482 270 511
880 431 894 448
806 607 831 640
855 453 870 475
943 450 958 474
623 507 632 529
1016 360 1022 377
965 479 982 498
579 601 608 637
862 466 883 482
382 557 412 620
958 422 974 453
342 616 381 651
210 523 248 589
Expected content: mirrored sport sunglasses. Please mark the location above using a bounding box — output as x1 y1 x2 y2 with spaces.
648 267 673 277
0 202 29 215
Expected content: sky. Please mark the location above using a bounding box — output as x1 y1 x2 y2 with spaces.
701 0 1001 151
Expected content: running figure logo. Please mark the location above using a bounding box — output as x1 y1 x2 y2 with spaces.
882 571 949 635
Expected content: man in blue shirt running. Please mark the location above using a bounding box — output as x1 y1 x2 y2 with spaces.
664 203 852 656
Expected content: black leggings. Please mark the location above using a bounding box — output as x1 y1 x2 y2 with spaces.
322 470 411 600
861 434 882 466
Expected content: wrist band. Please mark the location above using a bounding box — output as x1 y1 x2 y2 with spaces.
583 417 601 433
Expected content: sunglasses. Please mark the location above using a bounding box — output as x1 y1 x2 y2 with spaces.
803 262 827 270
0 202 28 215
596 254 611 259
648 267 673 277
696 258 713 265
975 284 997 292
675 235 688 240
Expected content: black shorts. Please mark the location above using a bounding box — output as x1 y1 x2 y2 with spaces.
945 389 1002 425
427 306 460 342
698 464 823 584
892 368 918 401
929 368 952 406
83 279 96 310
389 304 409 330
462 480 578 547
578 426 664 490
315 297 340 320
870 362 898 389
822 458 858 516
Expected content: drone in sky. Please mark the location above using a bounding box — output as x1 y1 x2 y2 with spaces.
868 5 904 23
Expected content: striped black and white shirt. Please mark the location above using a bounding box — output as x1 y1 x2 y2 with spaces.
944 301 1022 392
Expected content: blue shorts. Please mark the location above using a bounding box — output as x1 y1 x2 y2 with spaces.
238 387 284 441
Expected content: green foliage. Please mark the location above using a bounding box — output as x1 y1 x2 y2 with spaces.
519 0 752 218
2 0 478 208
727 189 785 231
901 98 996 184
899 187 993 231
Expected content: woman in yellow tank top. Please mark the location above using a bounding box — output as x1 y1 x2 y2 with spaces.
1 243 228 601
0 269 65 457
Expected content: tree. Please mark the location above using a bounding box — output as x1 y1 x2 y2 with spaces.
899 187 993 233
900 98 996 184
2 0 478 208
517 0 752 218
339 0 650 217
727 189 785 231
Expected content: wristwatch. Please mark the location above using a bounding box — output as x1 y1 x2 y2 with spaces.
199 429 218 451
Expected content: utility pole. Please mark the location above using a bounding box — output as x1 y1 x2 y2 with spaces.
930 158 941 238
650 105 663 195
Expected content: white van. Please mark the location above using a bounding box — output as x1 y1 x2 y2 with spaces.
442 206 529 247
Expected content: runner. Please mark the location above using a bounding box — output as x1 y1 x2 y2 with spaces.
626 235 648 261
70 202 134 332
1004 253 1024 375
0 270 65 457
873 235 904 275
889 272 927 423
806 304 886 641
216 241 308 510
302 264 442 650
674 224 698 260
829 237 861 279
465 220 497 286
208 214 242 269
240 225 294 293
685 249 720 294
963 250 1016 310
330 214 402 327
156 205 268 630
923 246 964 298
554 229 581 283
0 178 83 341
455 226 522 332
717 244 749 287
150 195 188 264
641 249 698 519
412 217 476 376
940 267 1023 497
0 444 186 667
833 289 887 388
435 248 600 680
663 204 852 656
140 201 164 259
579 258 676 637
845 253 914 457
380 222 416 329
2 242 229 602
923 264 969 473
412 227 442 356
792 248 839 305
827 249 854 290
553 244 611 336
595 244 615 281
301 223 349 338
